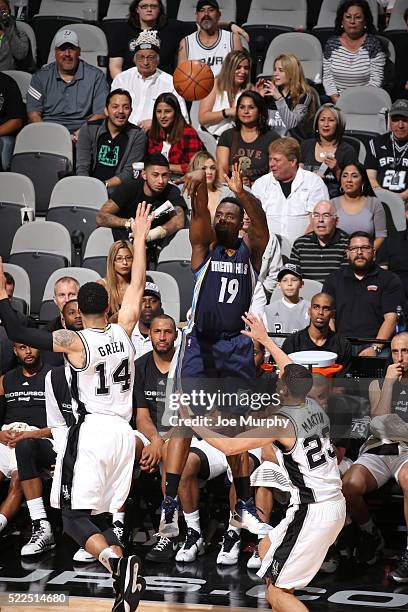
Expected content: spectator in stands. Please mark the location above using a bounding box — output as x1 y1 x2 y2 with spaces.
217 90 279 185
96 154 187 245
256 53 316 138
282 292 352 372
301 104 357 198
44 276 79 332
0 0 29 71
76 89 146 191
147 92 204 175
26 29 108 143
111 30 188 131
264 264 310 348
377 218 408 301
367 99 408 202
97 240 133 319
290 200 349 283
187 151 223 220
323 231 404 357
0 71 25 171
322 0 385 103
332 162 387 250
252 137 329 243
177 0 243 77
198 49 252 138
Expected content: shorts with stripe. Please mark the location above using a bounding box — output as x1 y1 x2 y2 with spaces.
190 438 228 481
258 496 346 589
0 444 18 479
354 452 408 488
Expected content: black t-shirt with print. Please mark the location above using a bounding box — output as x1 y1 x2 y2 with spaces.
218 128 279 183
93 128 129 182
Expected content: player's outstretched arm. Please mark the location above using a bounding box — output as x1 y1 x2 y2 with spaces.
242 312 292 373
119 202 152 336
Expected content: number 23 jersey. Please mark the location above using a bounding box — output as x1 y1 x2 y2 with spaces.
68 324 135 422
192 239 257 336
273 399 343 505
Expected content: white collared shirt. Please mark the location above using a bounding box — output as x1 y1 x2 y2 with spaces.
111 68 189 125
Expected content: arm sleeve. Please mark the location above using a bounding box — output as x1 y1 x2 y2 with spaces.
91 70 110 114
0 299 53 350
117 129 147 182
275 95 309 130
372 197 387 238
26 72 44 113
368 43 386 88
45 371 68 450
75 123 92 176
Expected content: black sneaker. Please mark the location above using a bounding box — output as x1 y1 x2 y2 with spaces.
355 527 384 566
145 535 178 562
113 520 125 548
390 549 408 582
112 555 145 612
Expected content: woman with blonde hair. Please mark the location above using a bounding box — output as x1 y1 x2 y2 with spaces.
187 151 232 220
256 53 316 137
198 49 252 138
97 240 133 317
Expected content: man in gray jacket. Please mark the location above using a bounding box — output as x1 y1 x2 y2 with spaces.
76 88 146 190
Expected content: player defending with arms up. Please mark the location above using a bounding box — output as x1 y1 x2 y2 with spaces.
0 203 152 612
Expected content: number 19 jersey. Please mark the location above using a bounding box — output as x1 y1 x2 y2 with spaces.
192 239 256 337
69 324 135 422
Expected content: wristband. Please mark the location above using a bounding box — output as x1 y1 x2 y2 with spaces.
222 108 228 119
146 226 167 243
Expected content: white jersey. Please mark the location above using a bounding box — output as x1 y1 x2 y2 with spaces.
265 298 310 347
69 324 135 422
185 29 233 77
273 399 342 505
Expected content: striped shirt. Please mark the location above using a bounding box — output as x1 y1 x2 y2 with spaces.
290 229 349 283
323 34 385 96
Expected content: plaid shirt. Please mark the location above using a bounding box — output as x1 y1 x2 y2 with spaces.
147 125 205 173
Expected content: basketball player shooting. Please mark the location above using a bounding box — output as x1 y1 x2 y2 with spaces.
0 203 152 612
159 161 271 540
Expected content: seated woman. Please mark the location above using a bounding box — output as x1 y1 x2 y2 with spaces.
198 49 252 139
187 151 231 221
301 104 357 198
216 90 279 185
97 240 133 319
256 53 315 138
147 92 204 175
0 0 29 70
332 162 387 250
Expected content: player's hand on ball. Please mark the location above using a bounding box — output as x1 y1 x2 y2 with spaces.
176 169 206 197
241 312 269 344
131 201 152 241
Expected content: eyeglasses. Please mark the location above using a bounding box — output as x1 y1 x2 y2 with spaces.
311 213 336 220
138 3 160 9
347 245 372 253
115 256 133 263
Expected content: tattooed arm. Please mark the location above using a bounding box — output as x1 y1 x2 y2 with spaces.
52 329 86 368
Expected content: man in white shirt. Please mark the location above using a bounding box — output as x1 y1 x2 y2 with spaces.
111 31 188 131
251 137 329 244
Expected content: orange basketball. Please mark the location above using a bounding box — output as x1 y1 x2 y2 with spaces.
173 60 214 102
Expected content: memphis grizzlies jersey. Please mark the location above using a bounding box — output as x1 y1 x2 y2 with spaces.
68 324 135 422
273 399 343 505
192 239 256 336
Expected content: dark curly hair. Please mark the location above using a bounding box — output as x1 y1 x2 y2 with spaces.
78 282 109 316
334 0 376 35
234 90 269 135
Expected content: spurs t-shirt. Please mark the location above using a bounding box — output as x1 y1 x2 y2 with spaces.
218 128 279 183
366 132 408 194
93 127 129 182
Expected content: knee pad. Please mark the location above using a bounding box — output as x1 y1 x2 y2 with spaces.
62 509 100 549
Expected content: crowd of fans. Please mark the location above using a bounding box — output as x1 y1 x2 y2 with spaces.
2 0 408 592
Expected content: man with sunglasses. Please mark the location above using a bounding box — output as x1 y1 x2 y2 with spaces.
323 231 404 357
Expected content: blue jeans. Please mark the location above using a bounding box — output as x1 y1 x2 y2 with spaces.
0 135 15 171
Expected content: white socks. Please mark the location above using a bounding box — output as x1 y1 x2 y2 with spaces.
0 513 7 533
184 510 201 533
27 497 47 522
113 512 125 524
99 547 120 572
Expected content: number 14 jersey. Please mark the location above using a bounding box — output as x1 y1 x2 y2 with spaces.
68 324 135 422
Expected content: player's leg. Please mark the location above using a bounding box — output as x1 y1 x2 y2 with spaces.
175 451 205 562
266 582 308 612
388 458 408 582
160 431 192 537
0 470 22 534
15 438 57 555
247 486 274 570
342 460 385 565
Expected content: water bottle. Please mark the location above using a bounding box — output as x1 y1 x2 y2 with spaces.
396 305 406 334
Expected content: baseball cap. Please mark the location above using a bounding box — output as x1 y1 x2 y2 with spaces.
133 30 161 55
389 99 408 119
277 264 302 282
196 0 219 11
144 282 161 299
55 29 79 48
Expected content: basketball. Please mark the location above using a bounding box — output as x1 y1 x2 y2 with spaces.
173 60 214 101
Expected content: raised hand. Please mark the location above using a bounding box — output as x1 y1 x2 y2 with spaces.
176 169 206 198
224 161 244 195
131 201 152 242
241 311 269 345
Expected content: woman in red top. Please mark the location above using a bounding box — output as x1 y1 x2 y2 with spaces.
147 92 205 175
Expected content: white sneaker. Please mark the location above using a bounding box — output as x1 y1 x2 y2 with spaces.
230 498 272 536
175 528 204 563
21 520 56 556
247 545 262 570
216 529 241 565
73 547 95 563
159 496 180 538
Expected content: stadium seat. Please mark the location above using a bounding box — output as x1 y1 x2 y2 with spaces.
177 0 236 22
315 0 378 28
39 266 101 321
246 0 307 29
157 230 193 321
258 32 323 84
386 0 408 30
337 86 392 135
146 271 181 324
0 172 35 261
9 222 72 315
82 227 114 277
46 177 108 264
197 129 217 157
158 230 192 262
374 188 406 233
104 0 132 19
48 24 108 73
36 0 99 18
2 70 32 103
342 135 367 165
271 279 322 303
15 21 37 69
10 123 73 216
3 263 31 315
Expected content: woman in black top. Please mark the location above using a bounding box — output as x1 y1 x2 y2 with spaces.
300 103 356 198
